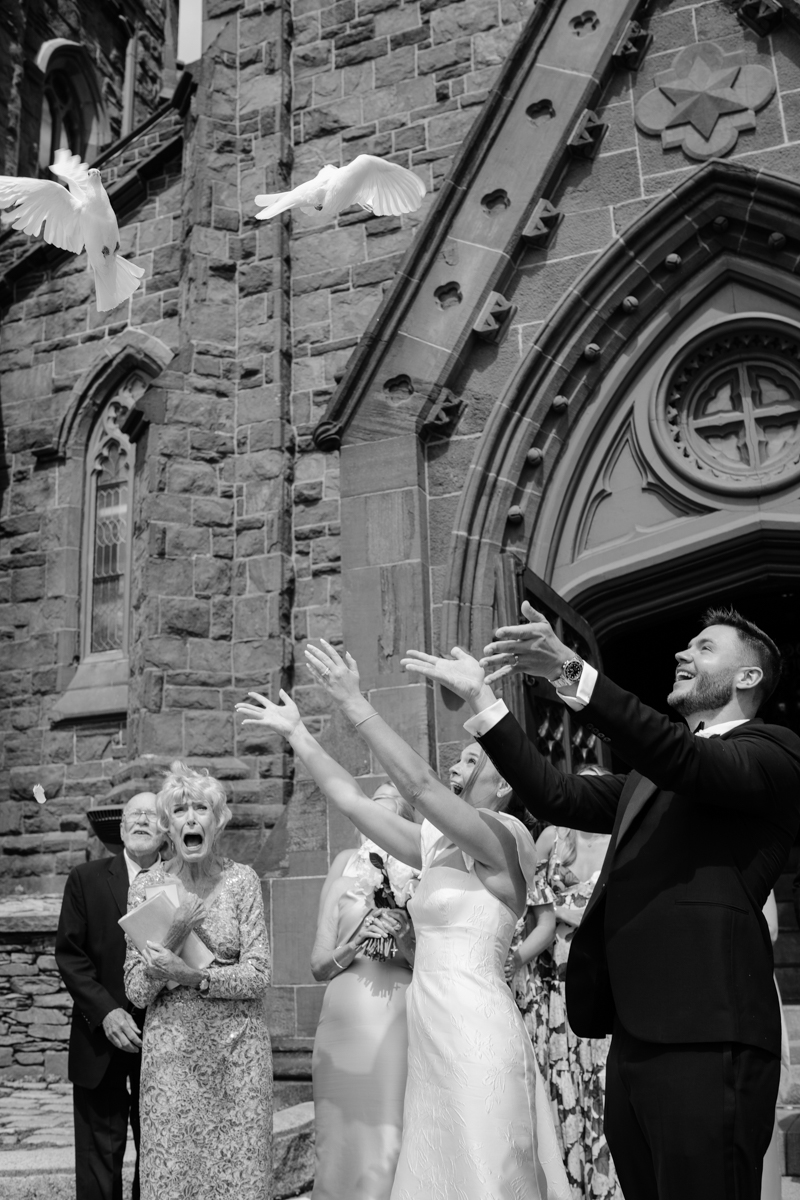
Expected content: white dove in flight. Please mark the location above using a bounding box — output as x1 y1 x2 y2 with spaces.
254 153 427 221
0 148 145 312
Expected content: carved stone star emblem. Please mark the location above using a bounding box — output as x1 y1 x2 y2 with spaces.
635 42 776 161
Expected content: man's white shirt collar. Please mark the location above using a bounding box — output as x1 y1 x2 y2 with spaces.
695 718 749 738
123 848 150 886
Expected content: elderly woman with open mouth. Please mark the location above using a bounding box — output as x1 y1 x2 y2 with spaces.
124 761 272 1200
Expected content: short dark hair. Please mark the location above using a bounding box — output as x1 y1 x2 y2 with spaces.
701 606 782 706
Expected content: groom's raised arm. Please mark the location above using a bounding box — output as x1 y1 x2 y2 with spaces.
466 700 623 834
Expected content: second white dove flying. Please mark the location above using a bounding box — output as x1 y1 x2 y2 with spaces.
254 154 427 221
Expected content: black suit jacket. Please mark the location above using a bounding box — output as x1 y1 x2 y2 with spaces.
477 672 800 1054
55 853 145 1088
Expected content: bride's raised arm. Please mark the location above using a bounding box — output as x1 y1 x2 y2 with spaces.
235 688 421 869
303 641 519 878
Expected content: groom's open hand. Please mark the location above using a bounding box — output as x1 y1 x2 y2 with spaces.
481 601 573 682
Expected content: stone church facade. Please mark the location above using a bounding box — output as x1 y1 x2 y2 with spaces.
2 0 800 1075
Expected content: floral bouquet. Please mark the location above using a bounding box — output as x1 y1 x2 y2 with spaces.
352 840 418 962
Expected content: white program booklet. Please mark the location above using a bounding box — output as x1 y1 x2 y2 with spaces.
119 885 214 990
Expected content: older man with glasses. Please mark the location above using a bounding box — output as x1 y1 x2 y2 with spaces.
56 792 165 1200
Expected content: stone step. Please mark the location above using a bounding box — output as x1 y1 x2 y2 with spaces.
0 1102 314 1200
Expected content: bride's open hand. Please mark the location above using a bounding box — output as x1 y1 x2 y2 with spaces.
235 688 303 739
305 639 362 707
401 647 486 702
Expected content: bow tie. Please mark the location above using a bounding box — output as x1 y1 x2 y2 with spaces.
695 722 704 733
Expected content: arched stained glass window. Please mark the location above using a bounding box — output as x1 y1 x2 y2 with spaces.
91 441 129 652
35 40 110 173
39 69 85 173
82 374 145 660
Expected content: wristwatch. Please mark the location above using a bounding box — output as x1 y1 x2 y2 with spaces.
550 658 584 689
197 971 210 995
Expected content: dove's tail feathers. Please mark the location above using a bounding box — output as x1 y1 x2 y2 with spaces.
254 191 296 220
91 253 145 312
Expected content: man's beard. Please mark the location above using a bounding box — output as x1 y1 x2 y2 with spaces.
668 668 736 717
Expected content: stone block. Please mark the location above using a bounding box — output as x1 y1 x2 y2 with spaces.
160 598 211 638
273 1102 316 1200
418 37 471 76
8 766 64 802
44 1049 68 1079
183 712 235 755
146 557 195 597
142 636 190 670
340 434 422 497
340 488 422 568
194 496 235 527
271 875 325 984
303 96 362 140
137 711 185 757
164 686 221 710
194 556 232 597
10 567 45 603
165 526 212 557
167 462 218 495
292 226 365 277
2 364 53 403
335 36 389 67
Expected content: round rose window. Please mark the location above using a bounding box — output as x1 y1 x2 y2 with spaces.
659 331 800 495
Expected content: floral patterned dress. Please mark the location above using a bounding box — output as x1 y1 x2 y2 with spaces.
124 860 273 1200
509 837 623 1200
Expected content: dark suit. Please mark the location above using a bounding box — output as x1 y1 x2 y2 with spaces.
56 853 145 1200
477 672 800 1200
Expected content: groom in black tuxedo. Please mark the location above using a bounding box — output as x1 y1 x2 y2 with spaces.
56 792 164 1200
404 606 800 1200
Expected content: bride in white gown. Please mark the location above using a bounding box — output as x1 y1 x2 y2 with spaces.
237 642 570 1200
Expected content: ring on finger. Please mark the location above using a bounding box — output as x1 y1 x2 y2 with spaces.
513 654 519 664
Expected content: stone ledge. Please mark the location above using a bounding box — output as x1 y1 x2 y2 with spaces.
0 897 62 934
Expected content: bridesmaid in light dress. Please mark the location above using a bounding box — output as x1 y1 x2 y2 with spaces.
309 783 418 1200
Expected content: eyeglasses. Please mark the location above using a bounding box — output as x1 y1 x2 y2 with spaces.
126 811 158 825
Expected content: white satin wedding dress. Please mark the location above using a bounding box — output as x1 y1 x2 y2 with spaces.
390 815 570 1200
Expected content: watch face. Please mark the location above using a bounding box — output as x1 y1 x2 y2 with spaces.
564 659 583 683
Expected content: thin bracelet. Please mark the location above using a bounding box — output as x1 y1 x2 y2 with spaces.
331 950 347 970
354 712 379 729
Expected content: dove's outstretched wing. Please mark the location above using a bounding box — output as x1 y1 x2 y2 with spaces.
0 175 85 252
49 149 91 198
342 155 426 216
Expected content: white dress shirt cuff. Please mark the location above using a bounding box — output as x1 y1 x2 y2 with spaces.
463 698 509 736
559 661 598 710
462 661 599 732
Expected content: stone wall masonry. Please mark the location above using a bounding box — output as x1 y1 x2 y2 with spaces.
287 0 539 742
419 0 800 675
0 143 183 891
125 0 297 863
0 934 69 1082
0 0 168 178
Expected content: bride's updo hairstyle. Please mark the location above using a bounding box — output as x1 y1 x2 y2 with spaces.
156 760 231 850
